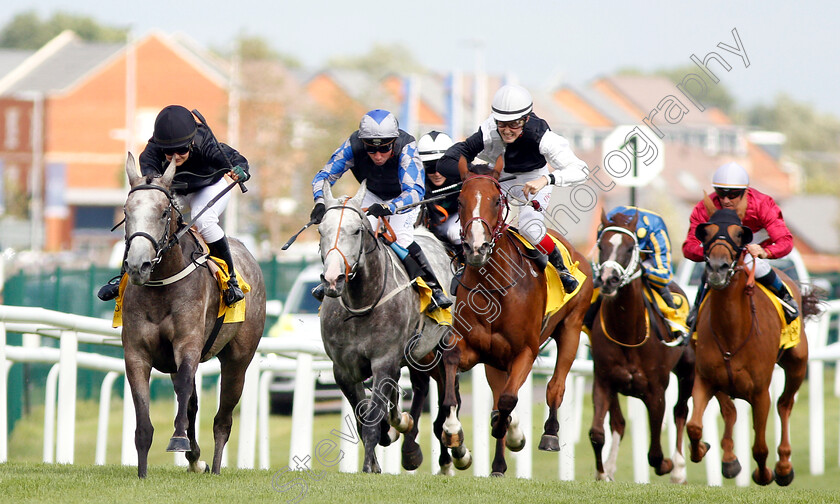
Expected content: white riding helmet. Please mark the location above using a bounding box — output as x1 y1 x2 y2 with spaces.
358 109 399 143
491 84 533 121
417 131 454 162
711 162 750 189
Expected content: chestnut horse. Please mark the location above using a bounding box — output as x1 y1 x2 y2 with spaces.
687 207 819 486
440 160 593 476
589 209 695 482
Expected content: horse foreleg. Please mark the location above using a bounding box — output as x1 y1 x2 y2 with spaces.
603 394 625 480
645 386 673 476
440 344 467 449
492 348 536 440
125 358 153 478
670 349 695 484
774 344 807 486
716 392 741 478
185 381 207 473
490 437 507 477
211 356 250 475
167 353 200 453
542 323 580 451
750 391 773 486
589 378 611 481
431 365 470 473
687 379 713 463
401 367 429 471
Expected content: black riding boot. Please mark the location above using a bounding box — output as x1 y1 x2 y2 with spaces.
407 242 453 310
757 269 800 324
657 284 677 309
208 236 245 306
582 295 602 334
685 279 708 331
547 247 579 293
97 271 123 301
311 283 325 302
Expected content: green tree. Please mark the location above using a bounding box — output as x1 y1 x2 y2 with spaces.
0 10 126 49
327 43 425 78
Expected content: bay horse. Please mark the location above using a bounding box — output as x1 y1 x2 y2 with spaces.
440 160 593 476
589 209 695 482
120 153 266 478
687 207 819 485
317 181 471 474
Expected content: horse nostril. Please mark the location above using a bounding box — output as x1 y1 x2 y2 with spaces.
462 242 473 253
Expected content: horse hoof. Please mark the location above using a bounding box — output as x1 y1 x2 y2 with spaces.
774 468 794 486
490 471 505 478
187 460 208 473
722 458 741 479
451 445 472 470
442 429 464 449
397 412 414 433
654 458 674 476
166 436 191 452
690 442 710 463
539 434 560 452
505 436 526 452
401 445 423 471
437 462 455 476
752 467 774 486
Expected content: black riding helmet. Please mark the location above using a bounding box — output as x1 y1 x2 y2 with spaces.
153 105 197 149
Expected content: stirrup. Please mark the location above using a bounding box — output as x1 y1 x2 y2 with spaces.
223 285 245 306
559 271 579 293
778 293 799 325
429 288 453 310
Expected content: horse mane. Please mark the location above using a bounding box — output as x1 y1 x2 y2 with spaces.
469 163 496 176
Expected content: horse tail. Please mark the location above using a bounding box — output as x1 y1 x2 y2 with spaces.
801 285 824 319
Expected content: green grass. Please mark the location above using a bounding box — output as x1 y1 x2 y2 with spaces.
4 368 840 502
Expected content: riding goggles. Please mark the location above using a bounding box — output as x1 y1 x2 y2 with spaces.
714 188 745 199
363 140 395 154
162 145 191 156
495 118 526 130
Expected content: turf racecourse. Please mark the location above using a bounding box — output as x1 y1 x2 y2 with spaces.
2 462 838 504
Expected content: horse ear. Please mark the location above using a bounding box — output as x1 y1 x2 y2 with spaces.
600 208 610 226
740 226 754 245
702 191 716 216
695 223 714 242
160 157 177 187
125 152 142 186
349 180 366 207
628 210 639 229
458 156 469 180
492 155 504 180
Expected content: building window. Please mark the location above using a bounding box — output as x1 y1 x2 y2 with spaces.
4 107 20 149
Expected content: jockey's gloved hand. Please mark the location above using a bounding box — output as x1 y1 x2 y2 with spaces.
310 202 326 224
366 203 393 218
229 164 250 182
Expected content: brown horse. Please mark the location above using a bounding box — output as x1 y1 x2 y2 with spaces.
440 160 593 476
120 154 266 478
589 209 695 482
686 207 819 486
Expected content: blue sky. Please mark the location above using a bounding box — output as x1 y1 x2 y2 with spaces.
5 0 840 117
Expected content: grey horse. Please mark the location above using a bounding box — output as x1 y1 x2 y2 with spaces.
317 181 471 474
120 153 266 478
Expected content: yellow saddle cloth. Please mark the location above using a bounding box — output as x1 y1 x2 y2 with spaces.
691 282 800 349
644 287 690 335
112 257 250 328
508 230 587 317
415 277 453 326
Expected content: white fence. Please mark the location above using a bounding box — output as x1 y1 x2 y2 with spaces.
1 302 839 485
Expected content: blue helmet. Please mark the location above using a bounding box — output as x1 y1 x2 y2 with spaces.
358 109 399 143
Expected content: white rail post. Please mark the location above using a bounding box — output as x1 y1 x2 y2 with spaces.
513 372 533 478
703 397 722 486
734 399 750 487
95 371 120 465
237 353 260 468
472 365 491 477
558 371 577 481
288 352 314 470
429 382 440 474
339 396 359 473
258 370 274 470
43 364 59 463
0 322 6 463
122 376 137 466
55 330 78 463
629 397 649 483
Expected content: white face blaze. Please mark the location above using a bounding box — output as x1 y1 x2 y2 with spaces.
465 188 488 249
599 233 623 286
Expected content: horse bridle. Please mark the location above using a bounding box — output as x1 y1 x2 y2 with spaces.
124 184 184 268
702 229 745 287
593 226 642 289
322 199 379 282
459 174 509 253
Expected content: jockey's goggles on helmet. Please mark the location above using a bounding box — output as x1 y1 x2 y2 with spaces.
162 144 191 156
363 139 395 153
495 118 526 130
714 188 745 200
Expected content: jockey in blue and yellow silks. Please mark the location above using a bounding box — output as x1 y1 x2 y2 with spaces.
605 206 675 300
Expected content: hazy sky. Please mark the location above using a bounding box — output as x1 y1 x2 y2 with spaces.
5 1 840 117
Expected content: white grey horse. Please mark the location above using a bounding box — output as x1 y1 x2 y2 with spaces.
317 181 471 474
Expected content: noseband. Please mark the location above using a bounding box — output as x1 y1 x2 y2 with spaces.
593 226 642 288
125 184 183 268
459 174 509 252
323 200 378 280
703 235 744 287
